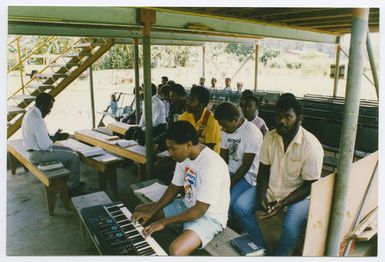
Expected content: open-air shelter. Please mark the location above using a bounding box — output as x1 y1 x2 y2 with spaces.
7 6 380 256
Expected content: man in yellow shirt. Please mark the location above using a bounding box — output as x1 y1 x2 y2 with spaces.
156 86 221 184
179 85 221 154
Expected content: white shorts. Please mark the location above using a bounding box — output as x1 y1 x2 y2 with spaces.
163 199 223 248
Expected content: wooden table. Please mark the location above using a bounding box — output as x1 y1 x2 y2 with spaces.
107 122 138 136
93 127 114 136
74 129 147 164
56 138 122 194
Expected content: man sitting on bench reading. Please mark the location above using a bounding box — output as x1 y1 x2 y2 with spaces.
21 92 85 196
132 121 230 256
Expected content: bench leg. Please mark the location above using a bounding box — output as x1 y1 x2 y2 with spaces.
138 164 146 181
56 177 73 211
9 154 18 175
98 171 108 192
109 166 118 195
44 186 57 216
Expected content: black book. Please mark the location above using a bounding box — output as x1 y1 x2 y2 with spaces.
230 234 265 256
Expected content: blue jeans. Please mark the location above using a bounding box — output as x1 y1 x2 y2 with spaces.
233 187 310 256
228 175 253 225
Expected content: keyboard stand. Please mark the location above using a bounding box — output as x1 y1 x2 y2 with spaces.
72 192 113 252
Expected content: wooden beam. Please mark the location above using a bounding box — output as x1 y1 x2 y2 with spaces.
272 9 378 23
9 6 339 43
310 22 379 29
273 13 353 23
9 21 142 38
293 17 379 27
8 6 138 27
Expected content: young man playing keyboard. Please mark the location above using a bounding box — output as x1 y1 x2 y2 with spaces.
132 120 230 256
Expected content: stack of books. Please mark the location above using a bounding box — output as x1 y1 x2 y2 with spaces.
37 161 64 171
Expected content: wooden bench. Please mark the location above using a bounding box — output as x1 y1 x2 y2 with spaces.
74 129 168 181
93 127 114 136
107 122 138 136
55 138 123 194
130 179 241 256
74 129 146 164
7 139 72 216
322 144 370 173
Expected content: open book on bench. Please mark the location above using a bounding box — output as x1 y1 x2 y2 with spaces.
115 139 137 148
37 160 64 171
79 147 105 157
133 182 168 202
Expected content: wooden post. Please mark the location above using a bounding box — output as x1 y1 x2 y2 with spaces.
89 66 96 128
254 43 260 92
202 45 206 78
366 31 379 99
133 39 141 124
140 9 156 180
333 37 341 97
16 38 25 94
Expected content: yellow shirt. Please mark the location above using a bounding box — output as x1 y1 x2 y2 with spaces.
178 108 221 154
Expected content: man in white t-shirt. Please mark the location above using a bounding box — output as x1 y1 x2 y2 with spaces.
132 120 230 256
213 102 263 226
233 96 324 256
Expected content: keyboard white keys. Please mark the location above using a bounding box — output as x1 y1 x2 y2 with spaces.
119 206 168 256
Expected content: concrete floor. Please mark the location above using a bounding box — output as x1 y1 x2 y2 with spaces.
6 158 376 256
7 160 160 256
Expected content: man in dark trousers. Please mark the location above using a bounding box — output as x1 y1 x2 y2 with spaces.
21 93 85 196
232 96 324 255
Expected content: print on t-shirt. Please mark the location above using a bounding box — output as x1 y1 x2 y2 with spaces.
184 166 196 206
226 138 241 161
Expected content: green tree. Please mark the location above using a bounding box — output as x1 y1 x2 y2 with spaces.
224 43 254 61
260 49 280 66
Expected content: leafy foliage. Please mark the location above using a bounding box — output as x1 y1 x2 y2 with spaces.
93 45 134 70
224 44 254 61
260 49 280 65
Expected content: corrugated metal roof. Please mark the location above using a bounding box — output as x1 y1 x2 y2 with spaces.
161 7 379 35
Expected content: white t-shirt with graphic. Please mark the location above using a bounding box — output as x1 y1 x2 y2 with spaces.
171 147 230 227
221 119 263 186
